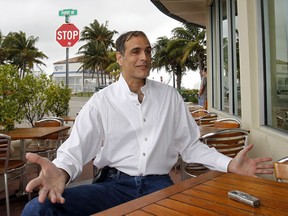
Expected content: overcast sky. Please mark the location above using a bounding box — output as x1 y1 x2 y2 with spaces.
0 0 200 88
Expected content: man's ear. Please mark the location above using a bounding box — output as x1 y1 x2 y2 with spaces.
116 51 123 66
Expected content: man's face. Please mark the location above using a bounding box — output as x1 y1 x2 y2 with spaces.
116 35 152 81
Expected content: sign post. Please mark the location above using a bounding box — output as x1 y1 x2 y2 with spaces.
57 9 78 87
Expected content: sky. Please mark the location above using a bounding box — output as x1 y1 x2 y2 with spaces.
0 0 201 89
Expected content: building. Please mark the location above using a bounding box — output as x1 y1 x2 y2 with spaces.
52 56 109 93
152 0 288 176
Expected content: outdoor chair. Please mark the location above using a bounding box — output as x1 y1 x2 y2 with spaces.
274 156 288 182
183 128 249 179
213 118 241 128
0 133 27 216
191 109 209 118
196 112 218 127
26 118 68 161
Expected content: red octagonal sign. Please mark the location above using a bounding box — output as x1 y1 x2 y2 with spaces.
56 23 79 47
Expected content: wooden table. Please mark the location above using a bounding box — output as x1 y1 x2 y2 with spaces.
93 171 288 215
1 126 71 158
1 126 70 195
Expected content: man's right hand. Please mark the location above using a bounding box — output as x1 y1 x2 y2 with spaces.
25 153 70 204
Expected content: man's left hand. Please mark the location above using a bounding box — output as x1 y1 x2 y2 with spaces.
228 144 274 177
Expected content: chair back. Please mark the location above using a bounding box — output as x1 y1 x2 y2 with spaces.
214 118 241 128
35 118 63 127
0 134 11 172
34 118 63 140
191 109 209 118
197 112 218 127
201 128 249 158
188 105 203 112
274 156 288 182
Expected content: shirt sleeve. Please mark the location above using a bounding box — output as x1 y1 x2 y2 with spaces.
53 96 104 181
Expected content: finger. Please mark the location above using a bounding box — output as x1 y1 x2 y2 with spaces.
49 188 65 204
239 143 253 156
26 177 43 192
255 169 274 174
254 157 273 163
26 152 42 163
26 153 50 168
38 187 49 203
256 163 274 169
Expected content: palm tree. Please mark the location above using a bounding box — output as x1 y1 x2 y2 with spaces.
152 36 176 87
105 51 120 82
2 31 47 78
0 31 7 65
77 40 108 86
78 19 118 87
152 24 206 89
171 24 206 77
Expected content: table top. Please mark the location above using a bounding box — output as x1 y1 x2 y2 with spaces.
0 126 70 140
94 171 288 215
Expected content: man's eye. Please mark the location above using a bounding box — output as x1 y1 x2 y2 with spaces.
131 50 139 54
145 50 152 55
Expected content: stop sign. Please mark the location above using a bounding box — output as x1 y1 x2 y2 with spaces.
56 23 79 47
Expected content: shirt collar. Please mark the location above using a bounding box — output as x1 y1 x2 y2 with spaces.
118 73 150 94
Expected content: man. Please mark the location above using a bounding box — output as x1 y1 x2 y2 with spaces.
198 67 207 109
22 31 273 216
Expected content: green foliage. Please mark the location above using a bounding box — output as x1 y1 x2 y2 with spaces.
20 73 51 126
178 88 199 103
0 65 24 130
0 65 71 129
46 81 72 117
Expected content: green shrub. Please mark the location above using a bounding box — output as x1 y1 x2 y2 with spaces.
178 88 199 103
0 64 72 129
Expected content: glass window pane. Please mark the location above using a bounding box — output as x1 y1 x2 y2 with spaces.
263 0 288 131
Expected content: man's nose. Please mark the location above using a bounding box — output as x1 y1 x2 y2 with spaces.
140 51 148 60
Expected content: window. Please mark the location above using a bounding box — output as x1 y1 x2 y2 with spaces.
210 0 241 116
261 0 288 131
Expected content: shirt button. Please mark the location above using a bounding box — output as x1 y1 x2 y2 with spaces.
144 137 148 141
143 118 146 122
143 153 146 156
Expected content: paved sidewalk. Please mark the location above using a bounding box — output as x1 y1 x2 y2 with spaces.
68 96 90 117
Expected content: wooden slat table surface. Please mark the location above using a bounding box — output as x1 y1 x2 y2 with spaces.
93 171 288 216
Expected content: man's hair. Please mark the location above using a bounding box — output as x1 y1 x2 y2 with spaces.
116 31 148 55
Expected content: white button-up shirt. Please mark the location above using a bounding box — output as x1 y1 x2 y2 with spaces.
54 75 231 180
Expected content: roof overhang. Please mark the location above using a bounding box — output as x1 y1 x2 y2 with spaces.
151 0 207 28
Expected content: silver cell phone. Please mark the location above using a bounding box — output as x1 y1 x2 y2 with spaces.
228 190 260 207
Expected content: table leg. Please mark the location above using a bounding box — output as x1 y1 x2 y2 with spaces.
17 139 28 196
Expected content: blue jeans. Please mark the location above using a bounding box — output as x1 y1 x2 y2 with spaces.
198 97 205 107
21 170 173 216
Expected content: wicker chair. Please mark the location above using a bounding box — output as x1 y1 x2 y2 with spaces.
274 156 288 182
197 112 218 127
183 128 249 179
0 134 27 216
213 118 241 128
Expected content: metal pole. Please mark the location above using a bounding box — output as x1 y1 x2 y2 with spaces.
66 47 69 87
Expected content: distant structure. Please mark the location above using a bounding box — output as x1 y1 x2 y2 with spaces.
52 56 110 93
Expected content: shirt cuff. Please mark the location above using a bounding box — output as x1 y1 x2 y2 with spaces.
216 155 232 172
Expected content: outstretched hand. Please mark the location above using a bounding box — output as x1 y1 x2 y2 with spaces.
228 144 274 177
25 153 69 204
